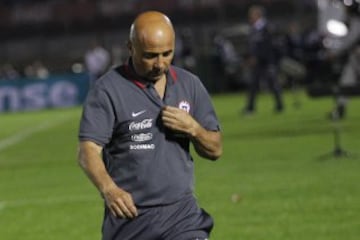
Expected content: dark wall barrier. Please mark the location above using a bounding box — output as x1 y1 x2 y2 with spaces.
0 73 89 112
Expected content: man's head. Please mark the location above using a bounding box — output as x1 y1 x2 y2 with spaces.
248 5 265 25
128 11 175 82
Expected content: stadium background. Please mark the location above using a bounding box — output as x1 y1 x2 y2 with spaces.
0 0 318 93
1 0 360 240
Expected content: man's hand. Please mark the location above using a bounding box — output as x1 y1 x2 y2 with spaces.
161 105 198 136
102 184 138 219
162 105 222 160
78 141 138 219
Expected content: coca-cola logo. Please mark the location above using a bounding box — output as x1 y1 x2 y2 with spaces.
129 119 153 131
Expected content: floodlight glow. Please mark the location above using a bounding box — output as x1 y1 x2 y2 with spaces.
343 0 353 6
326 19 348 36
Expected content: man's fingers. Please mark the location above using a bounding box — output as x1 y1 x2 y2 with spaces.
123 194 138 217
104 187 137 218
110 203 125 218
118 200 138 218
110 195 138 218
162 109 182 123
161 110 175 119
109 208 117 217
162 106 183 116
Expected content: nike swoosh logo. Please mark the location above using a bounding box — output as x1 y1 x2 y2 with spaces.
131 110 146 117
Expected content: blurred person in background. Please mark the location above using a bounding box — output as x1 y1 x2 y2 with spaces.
212 33 241 92
242 4 284 115
280 21 307 83
84 39 111 87
279 20 307 107
173 27 198 73
111 44 127 66
33 60 49 80
1 63 20 80
77 11 222 240
326 1 360 119
24 60 50 80
300 23 332 89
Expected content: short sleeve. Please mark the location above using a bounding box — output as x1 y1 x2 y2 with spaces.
192 79 220 132
78 87 115 146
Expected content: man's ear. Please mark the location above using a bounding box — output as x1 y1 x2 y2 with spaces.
127 41 132 52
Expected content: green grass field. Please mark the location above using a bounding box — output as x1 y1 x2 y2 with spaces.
0 90 359 240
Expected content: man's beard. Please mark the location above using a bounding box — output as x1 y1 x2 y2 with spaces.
146 68 168 82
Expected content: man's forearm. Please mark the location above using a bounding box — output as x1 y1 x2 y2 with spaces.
190 124 222 160
77 141 117 195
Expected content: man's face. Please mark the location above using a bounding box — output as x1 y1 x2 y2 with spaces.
248 9 260 25
129 30 175 82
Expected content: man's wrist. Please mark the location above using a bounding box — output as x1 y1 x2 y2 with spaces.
189 122 201 139
99 180 118 197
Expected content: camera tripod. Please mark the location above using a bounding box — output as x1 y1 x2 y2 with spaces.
318 87 358 160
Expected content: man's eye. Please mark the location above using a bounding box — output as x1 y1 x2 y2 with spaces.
163 51 172 57
143 54 156 59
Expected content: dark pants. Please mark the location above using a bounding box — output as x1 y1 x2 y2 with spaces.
245 64 283 112
102 194 213 240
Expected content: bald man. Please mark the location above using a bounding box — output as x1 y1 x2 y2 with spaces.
77 11 222 240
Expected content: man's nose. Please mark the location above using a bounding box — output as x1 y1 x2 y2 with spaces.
154 56 164 68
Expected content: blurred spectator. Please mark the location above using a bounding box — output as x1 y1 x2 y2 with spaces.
84 39 111 87
279 21 307 107
33 60 50 79
24 60 50 80
280 21 307 81
327 3 360 119
111 44 127 66
242 5 284 115
212 33 241 92
1 63 20 80
301 26 329 84
173 28 197 73
24 63 36 78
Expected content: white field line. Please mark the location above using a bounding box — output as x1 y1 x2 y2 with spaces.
0 195 99 210
0 115 98 212
0 116 71 152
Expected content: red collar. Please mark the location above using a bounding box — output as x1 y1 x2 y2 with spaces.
122 61 177 89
